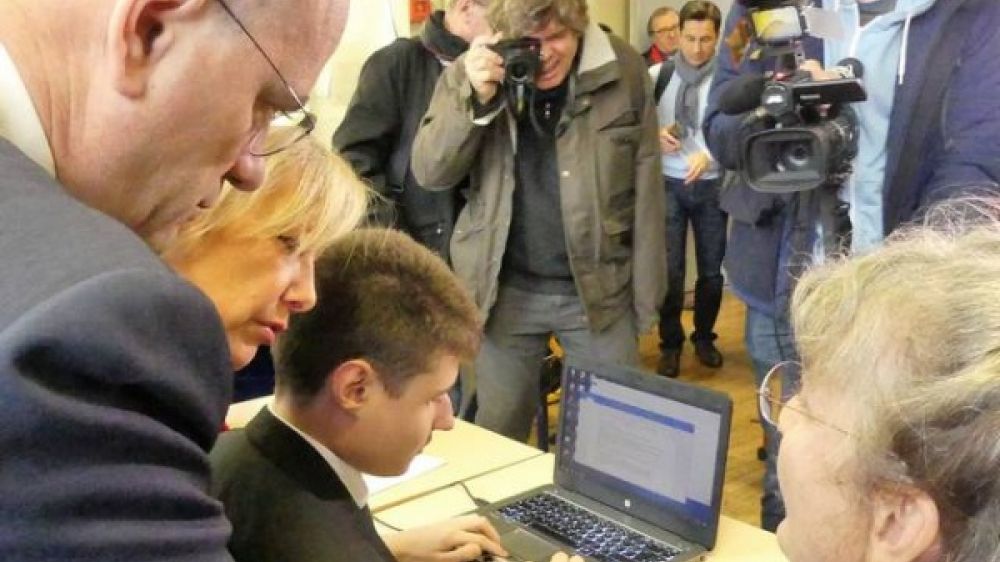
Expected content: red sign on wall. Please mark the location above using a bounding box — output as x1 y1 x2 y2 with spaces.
410 0 431 23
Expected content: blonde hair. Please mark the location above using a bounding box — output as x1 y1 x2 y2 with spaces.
171 127 369 256
488 0 588 38
791 199 1000 561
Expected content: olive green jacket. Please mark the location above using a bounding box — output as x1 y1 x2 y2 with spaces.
412 22 666 333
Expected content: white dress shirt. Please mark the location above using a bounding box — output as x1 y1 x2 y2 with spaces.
0 43 55 175
267 404 370 508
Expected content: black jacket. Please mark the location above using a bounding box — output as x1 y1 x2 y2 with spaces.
211 408 395 562
0 139 233 561
333 11 467 260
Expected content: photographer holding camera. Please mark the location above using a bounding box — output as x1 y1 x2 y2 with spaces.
412 0 665 441
703 0 1000 532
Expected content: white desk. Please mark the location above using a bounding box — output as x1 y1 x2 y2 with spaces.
225 399 787 562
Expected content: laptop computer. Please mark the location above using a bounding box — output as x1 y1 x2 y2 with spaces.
480 355 733 562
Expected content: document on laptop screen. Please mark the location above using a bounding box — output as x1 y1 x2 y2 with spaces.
561 370 722 526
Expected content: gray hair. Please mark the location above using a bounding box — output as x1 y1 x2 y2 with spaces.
488 0 588 38
791 198 1000 561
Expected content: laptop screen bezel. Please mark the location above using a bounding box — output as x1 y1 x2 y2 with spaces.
553 354 733 550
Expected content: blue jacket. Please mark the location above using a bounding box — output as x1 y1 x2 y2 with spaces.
0 138 233 561
704 0 1000 315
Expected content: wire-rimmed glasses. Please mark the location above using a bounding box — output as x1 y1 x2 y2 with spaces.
757 360 850 436
214 0 316 156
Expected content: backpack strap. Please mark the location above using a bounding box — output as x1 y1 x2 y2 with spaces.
654 59 675 104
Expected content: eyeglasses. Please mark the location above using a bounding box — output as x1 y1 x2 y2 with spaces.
757 361 850 436
653 25 680 37
214 0 316 157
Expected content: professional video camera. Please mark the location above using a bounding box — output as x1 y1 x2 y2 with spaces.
720 0 866 194
489 37 542 119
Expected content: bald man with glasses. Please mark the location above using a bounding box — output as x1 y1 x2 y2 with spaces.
0 0 348 560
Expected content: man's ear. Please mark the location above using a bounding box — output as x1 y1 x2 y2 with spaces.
327 359 379 412
867 486 942 562
105 0 209 97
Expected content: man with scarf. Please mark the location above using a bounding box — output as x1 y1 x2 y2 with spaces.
651 0 725 378
334 0 491 261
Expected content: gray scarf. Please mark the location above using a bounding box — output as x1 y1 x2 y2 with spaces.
673 55 715 135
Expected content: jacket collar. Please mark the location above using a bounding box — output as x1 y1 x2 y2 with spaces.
267 404 369 507
574 21 620 95
245 406 356 503
422 10 469 62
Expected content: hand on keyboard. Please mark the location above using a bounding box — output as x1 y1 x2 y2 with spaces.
476 553 584 562
384 514 507 562
549 553 586 562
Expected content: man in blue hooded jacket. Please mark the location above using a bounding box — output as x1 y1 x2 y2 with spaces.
703 0 1000 531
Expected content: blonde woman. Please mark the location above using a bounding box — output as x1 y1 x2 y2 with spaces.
163 127 369 370
766 208 1000 562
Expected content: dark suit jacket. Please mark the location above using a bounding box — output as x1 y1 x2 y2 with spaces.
0 139 234 561
210 408 396 562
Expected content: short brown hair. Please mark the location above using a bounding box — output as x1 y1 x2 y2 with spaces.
679 0 721 34
488 0 589 38
274 228 482 399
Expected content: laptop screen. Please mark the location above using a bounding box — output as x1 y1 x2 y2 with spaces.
556 359 730 545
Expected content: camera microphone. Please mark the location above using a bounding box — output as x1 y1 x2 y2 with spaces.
718 74 767 116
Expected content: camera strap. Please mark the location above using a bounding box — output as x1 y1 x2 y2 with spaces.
513 83 527 116
818 187 852 256
653 60 676 104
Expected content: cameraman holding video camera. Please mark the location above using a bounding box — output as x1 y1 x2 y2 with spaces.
703 0 1000 532
412 0 665 442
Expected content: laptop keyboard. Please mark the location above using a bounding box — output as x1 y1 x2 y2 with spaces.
497 492 683 562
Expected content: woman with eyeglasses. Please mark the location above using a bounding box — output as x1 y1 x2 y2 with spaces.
163 126 369 372
763 210 1000 562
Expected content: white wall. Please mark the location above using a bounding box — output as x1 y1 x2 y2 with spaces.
589 0 630 38
309 0 410 141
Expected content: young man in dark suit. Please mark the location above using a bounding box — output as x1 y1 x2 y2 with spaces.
212 229 583 562
0 1 349 560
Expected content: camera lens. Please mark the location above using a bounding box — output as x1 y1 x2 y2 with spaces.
775 141 813 172
508 61 529 83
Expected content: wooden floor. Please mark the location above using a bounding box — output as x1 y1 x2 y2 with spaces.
537 291 765 528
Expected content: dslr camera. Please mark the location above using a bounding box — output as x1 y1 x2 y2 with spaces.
725 0 866 193
488 37 542 120
489 37 542 87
